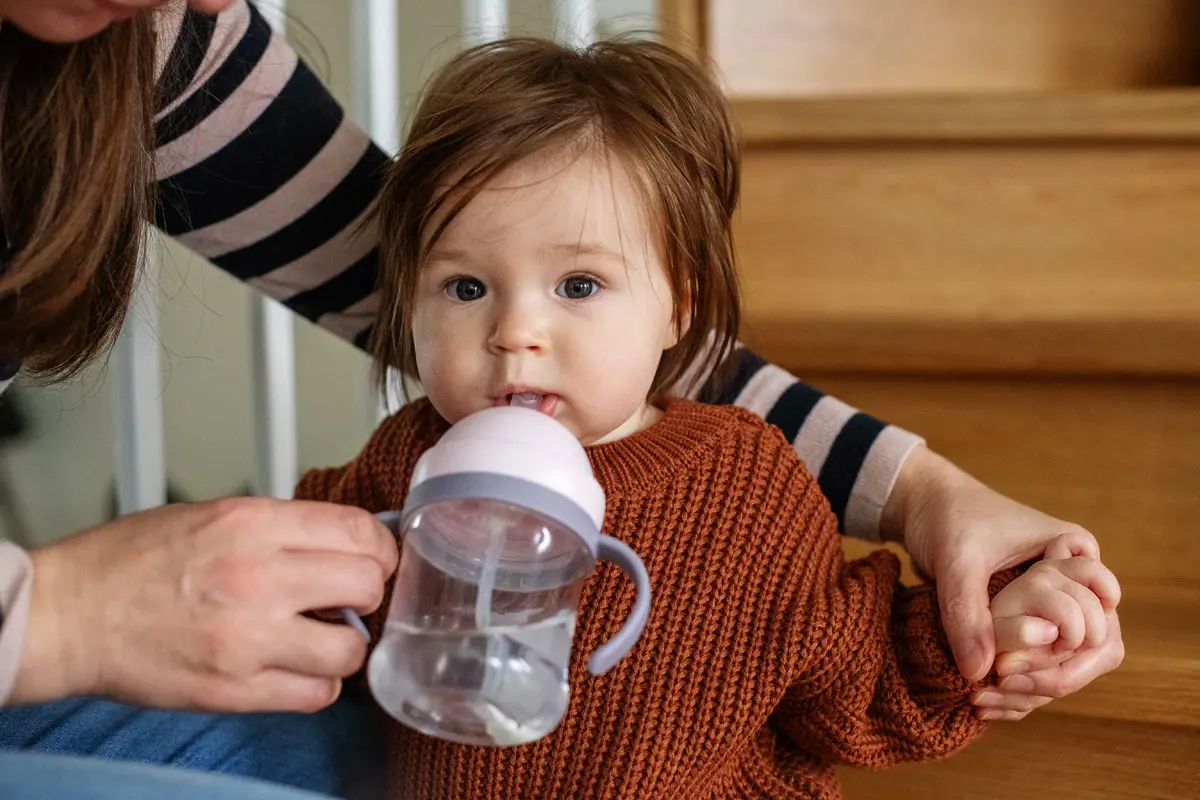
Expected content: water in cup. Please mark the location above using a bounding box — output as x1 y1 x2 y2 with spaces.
369 611 575 746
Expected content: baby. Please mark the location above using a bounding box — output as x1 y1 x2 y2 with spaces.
297 37 1119 799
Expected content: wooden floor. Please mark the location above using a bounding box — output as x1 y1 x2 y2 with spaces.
840 714 1200 800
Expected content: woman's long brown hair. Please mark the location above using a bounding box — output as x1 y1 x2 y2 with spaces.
0 15 157 380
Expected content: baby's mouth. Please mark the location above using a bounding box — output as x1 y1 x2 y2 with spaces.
494 392 559 416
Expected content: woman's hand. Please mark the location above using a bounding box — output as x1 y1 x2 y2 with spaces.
13 498 397 713
882 447 1125 719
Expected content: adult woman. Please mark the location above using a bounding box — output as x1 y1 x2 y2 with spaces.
0 0 1123 795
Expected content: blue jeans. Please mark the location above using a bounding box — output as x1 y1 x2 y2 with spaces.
0 694 382 798
0 751 334 800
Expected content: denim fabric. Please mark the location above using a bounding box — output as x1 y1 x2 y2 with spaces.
0 750 333 800
0 693 382 798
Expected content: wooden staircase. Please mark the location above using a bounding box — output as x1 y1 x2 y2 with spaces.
661 1 1200 796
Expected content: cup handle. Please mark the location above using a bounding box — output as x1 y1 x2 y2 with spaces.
587 536 652 675
340 510 406 642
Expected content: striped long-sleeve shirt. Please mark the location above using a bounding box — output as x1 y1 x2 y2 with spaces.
0 3 925 702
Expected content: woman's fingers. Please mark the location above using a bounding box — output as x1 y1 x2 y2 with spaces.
265 617 370 679
272 550 389 616
220 498 399 576
202 670 344 715
971 688 1054 717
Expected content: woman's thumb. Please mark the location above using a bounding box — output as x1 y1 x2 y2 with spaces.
937 572 996 681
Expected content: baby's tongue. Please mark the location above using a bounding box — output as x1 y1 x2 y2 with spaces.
509 392 543 410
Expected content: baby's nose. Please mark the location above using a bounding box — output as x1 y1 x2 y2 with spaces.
488 305 548 353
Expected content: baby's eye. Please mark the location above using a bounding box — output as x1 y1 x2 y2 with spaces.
556 275 598 300
445 278 486 302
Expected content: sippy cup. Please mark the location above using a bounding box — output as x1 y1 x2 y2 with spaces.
343 405 651 747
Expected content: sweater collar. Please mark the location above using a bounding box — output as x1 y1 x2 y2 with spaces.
585 399 731 496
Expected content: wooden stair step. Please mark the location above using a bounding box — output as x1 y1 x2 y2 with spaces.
734 91 1200 145
740 315 1200 377
731 91 1200 379
838 714 1200 800
709 0 1200 100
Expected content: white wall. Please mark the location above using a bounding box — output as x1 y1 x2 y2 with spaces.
0 0 656 547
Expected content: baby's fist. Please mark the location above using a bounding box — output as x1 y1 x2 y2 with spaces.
992 552 1121 657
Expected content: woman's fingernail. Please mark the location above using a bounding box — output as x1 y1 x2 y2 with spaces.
979 710 1000 721
1000 675 1036 693
973 690 1002 707
997 660 1029 676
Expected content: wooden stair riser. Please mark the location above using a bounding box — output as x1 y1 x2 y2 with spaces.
818 374 1200 584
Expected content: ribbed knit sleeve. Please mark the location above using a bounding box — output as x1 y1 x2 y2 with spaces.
769 493 1020 771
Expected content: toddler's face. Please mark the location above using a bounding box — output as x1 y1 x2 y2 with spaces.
410 148 681 445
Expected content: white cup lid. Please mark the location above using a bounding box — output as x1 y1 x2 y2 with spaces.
406 406 606 550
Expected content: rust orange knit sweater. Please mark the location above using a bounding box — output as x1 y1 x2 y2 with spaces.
296 398 1008 799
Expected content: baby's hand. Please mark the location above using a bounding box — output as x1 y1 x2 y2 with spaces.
971 534 1122 720
989 535 1121 667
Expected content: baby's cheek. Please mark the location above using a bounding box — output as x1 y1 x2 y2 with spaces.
414 350 478 422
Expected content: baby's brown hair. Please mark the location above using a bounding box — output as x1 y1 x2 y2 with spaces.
370 37 741 401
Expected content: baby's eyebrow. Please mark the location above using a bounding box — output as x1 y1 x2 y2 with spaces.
425 246 469 263
552 242 635 267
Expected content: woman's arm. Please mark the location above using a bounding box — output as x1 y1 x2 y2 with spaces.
152 0 386 349
694 348 923 540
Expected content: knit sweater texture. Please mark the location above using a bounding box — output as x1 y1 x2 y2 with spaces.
295 399 1006 799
